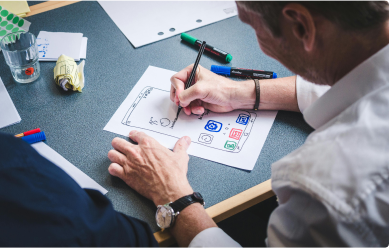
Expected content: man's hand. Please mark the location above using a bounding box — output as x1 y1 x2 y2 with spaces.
170 64 256 115
108 130 193 206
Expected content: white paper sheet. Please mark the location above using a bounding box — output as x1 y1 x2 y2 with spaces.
104 66 277 171
37 31 83 61
98 1 238 48
0 77 21 129
79 37 88 59
32 142 108 195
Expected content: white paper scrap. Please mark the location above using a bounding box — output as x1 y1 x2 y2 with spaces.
32 142 108 195
104 66 277 171
37 31 83 61
0 77 21 129
98 1 238 48
79 37 87 59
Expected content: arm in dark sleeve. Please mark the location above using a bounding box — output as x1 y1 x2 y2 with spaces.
0 133 158 247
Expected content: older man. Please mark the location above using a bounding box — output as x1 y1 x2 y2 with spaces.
108 1 389 246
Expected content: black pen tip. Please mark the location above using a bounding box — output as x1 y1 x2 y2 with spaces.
176 107 182 119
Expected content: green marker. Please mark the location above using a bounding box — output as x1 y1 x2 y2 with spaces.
181 33 232 63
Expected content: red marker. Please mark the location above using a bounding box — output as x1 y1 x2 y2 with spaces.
15 128 41 138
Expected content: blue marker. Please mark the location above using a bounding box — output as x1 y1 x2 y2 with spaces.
21 131 46 144
211 65 277 79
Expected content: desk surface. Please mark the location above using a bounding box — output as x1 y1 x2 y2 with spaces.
0 1 313 232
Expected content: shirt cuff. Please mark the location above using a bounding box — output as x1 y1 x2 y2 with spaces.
296 75 331 113
189 227 241 247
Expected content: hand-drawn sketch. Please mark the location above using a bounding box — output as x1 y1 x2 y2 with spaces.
121 86 257 153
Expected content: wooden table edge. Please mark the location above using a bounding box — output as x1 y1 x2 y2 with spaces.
26 0 82 17
154 179 274 246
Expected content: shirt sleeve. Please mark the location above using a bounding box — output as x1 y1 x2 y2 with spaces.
296 75 331 113
189 227 241 247
267 180 348 247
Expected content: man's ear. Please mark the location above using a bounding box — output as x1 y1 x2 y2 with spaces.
282 3 316 52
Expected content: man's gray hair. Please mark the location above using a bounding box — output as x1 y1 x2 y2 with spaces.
240 1 389 36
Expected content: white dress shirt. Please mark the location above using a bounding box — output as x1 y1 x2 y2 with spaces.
190 44 389 247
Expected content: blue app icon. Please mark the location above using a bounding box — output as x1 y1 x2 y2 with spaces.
204 120 222 132
236 114 250 125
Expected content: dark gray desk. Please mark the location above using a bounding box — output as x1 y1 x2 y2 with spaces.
0 1 313 232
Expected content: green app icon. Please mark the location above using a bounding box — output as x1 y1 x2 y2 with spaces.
224 140 237 150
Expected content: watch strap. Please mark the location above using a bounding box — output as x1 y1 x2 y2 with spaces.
254 79 260 111
169 193 204 213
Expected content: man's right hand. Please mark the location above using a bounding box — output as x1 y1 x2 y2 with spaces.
170 64 256 115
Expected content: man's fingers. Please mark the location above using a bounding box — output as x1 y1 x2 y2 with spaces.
111 137 134 155
108 163 124 177
179 84 208 107
108 149 127 165
173 136 191 155
129 130 155 146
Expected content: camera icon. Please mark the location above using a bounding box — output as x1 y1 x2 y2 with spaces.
204 120 222 132
198 133 214 144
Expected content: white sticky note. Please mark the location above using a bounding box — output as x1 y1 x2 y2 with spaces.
79 37 87 59
37 31 83 61
32 142 108 195
98 1 238 48
0 77 21 129
104 66 277 171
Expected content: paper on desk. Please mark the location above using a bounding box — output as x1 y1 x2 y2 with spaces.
0 0 30 15
0 77 21 129
104 66 277 171
98 1 238 48
79 37 87 59
32 142 108 195
37 31 83 61
54 54 85 92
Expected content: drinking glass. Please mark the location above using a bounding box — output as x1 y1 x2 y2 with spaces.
0 31 40 83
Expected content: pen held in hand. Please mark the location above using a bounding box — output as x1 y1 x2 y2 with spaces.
176 41 207 119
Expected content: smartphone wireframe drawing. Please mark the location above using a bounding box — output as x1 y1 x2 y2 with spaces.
122 87 257 153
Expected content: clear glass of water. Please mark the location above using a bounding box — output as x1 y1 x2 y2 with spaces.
0 31 40 83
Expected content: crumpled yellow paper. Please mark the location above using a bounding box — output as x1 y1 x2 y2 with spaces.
54 54 85 92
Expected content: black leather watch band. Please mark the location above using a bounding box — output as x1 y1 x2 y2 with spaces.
254 79 260 111
169 192 204 213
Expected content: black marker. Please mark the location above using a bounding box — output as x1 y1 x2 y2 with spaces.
176 41 207 119
211 65 277 79
181 33 232 63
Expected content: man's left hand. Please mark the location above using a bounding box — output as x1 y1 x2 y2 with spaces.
108 130 194 206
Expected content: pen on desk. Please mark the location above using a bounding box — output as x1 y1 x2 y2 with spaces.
15 128 41 138
21 131 46 144
211 65 277 79
176 41 207 119
181 33 232 63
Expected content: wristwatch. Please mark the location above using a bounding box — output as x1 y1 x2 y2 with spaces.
155 192 205 229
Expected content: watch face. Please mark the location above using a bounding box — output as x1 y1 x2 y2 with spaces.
156 205 174 229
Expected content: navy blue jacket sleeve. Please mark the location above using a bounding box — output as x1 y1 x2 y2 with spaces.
0 133 158 247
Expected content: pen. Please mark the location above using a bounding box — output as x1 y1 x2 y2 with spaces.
181 33 232 63
211 65 277 79
21 131 46 144
15 128 41 138
176 41 207 119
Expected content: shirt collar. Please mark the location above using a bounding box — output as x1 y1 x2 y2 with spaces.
303 43 389 129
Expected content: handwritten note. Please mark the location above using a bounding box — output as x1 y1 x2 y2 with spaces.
37 31 85 61
104 66 277 171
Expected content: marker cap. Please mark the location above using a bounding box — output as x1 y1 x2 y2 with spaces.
22 131 46 144
181 33 197 45
226 54 232 63
24 128 41 136
273 72 277 78
210 65 231 76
